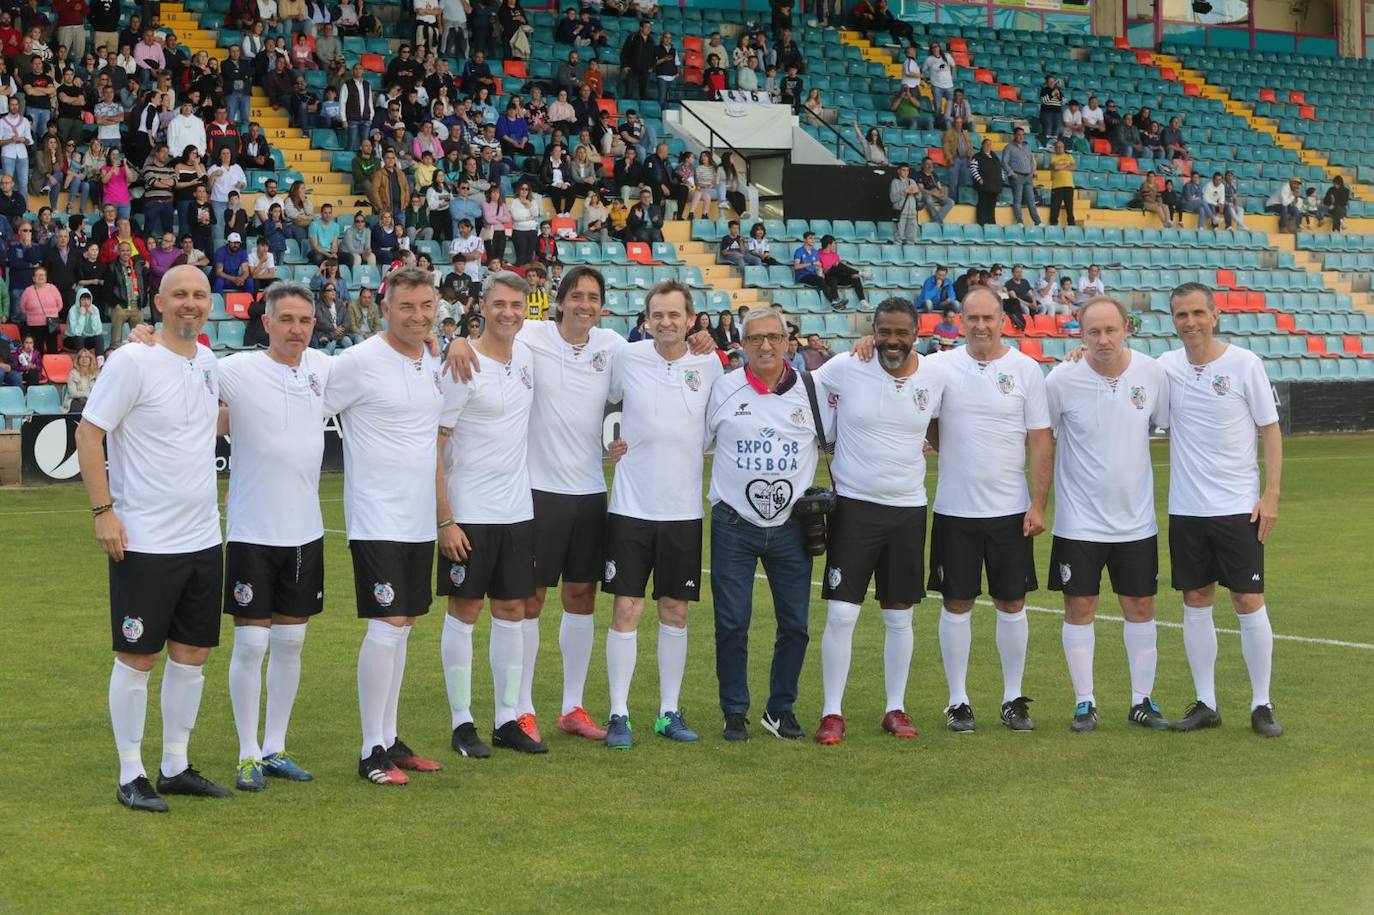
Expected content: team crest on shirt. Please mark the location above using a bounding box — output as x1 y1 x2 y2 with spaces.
432 370 442 394
202 369 214 394
913 388 930 412
1130 385 1147 410
826 566 842 589
604 560 617 581
591 350 608 373
307 372 321 397
518 365 533 389
684 369 702 392
788 408 807 426
1059 563 1072 584
449 564 466 587
233 582 254 607
121 616 144 642
373 582 395 608
1211 374 1231 396
996 372 1015 395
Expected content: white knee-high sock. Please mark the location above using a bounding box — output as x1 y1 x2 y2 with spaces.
1062 621 1095 705
382 625 411 747
658 623 688 715
1182 605 1217 708
489 618 524 727
939 607 972 708
441 614 475 727
357 620 401 757
1122 619 1158 705
559 611 595 715
228 626 270 761
1238 605 1273 709
995 609 1029 703
262 623 306 757
821 601 861 717
517 617 540 717
606 628 637 718
160 659 206 778
109 659 150 784
882 608 914 714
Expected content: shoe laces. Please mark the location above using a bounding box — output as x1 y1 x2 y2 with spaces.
267 750 299 766
780 710 800 730
389 738 413 758
1183 700 1206 717
889 710 912 726
1005 696 1032 717
237 758 263 777
1074 701 1093 717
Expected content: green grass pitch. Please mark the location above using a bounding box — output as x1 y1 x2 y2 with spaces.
1 434 1372 913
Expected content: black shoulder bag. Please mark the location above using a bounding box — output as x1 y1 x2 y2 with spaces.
793 371 837 556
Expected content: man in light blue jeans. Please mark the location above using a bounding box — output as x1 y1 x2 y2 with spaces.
1002 127 1041 226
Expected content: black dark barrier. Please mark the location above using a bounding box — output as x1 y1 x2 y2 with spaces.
784 163 896 223
1279 380 1374 434
20 410 622 484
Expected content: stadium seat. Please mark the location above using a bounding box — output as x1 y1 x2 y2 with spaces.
25 385 61 414
226 293 253 319
43 353 72 384
216 321 247 350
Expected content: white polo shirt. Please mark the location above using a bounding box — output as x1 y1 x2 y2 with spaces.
323 334 444 543
519 319 625 495
449 232 483 281
219 348 332 546
1047 352 1169 542
439 342 536 524
929 345 1050 518
607 340 722 521
1159 344 1278 517
812 352 945 507
705 365 822 527
82 342 222 554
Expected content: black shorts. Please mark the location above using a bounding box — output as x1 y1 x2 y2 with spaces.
927 512 1038 602
601 514 703 601
532 490 606 588
110 546 223 653
349 539 434 618
437 521 536 601
822 497 926 605
223 538 325 619
1169 514 1265 593
1048 535 1159 598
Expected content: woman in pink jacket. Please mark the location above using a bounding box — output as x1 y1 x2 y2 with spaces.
20 264 65 353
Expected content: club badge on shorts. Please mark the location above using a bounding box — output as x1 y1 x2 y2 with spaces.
233 581 254 606
449 564 466 587
1059 563 1072 584
1211 374 1230 396
1130 385 1147 410
121 616 144 642
373 581 395 608
826 567 842 589
604 560 617 582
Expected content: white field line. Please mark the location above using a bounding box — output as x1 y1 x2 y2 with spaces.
316 528 1371 652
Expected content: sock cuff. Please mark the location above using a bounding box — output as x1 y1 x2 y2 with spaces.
113 658 151 680
1122 619 1157 633
444 613 475 634
1183 605 1214 621
881 608 913 627
365 618 405 643
659 623 687 638
826 600 862 624
164 658 203 676
1237 605 1269 629
1063 620 1094 634
561 610 594 628
940 607 971 625
492 617 524 633
995 609 1027 623
522 618 541 633
234 625 271 646
609 627 638 641
269 622 308 642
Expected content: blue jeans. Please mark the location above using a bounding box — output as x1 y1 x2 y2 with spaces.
1009 174 1040 225
64 175 90 213
2 155 28 195
931 86 953 124
28 107 50 139
227 92 251 127
1039 108 1062 146
710 500 813 716
144 200 174 237
211 200 228 251
923 194 953 224
721 252 763 267
346 119 369 153
1183 199 1215 226
947 156 970 205
176 199 194 235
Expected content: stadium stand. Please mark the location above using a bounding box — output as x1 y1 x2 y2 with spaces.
1 0 1373 433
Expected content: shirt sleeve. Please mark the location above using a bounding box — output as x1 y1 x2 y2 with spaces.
606 344 627 405
81 347 143 433
1022 360 1052 430
217 353 242 404
438 373 471 429
1244 352 1280 427
1043 365 1063 434
321 347 363 415
1150 360 1170 429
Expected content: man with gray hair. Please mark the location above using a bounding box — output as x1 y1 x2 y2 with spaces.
705 307 825 742
217 282 332 790
325 266 447 786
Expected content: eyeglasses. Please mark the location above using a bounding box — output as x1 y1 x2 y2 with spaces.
744 332 786 346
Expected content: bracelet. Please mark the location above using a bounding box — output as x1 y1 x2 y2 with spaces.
437 519 456 529
91 502 115 516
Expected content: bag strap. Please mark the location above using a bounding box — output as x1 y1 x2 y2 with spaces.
800 370 833 455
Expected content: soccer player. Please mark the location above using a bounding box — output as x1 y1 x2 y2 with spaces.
76 265 230 812
811 297 945 745
1046 297 1171 733
324 265 446 786
436 271 547 755
601 280 724 748
706 308 823 742
926 287 1052 733
1159 283 1283 737
219 282 331 789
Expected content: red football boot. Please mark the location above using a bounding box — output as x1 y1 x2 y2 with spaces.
881 709 919 739
815 714 846 745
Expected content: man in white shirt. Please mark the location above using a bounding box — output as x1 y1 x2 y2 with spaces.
1077 263 1105 298
1046 296 1171 734
219 282 332 790
706 308 822 742
1082 95 1105 139
0 95 33 193
1160 283 1283 737
1034 265 1059 315
76 265 229 812
810 298 945 745
601 281 723 749
924 287 1052 733
436 271 546 756
253 177 287 226
323 265 447 786
448 218 483 282
167 99 208 158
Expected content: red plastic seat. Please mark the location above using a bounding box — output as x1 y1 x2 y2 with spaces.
1288 90 1305 104
1019 338 1050 362
360 53 384 73
1215 269 1236 289
1159 68 1177 81
948 38 968 53
0 322 18 341
1119 157 1139 174
683 35 703 52
1091 138 1113 155
1183 83 1201 97
918 313 941 334
1246 291 1265 310
226 292 254 319
1342 335 1363 355
43 352 72 384
997 84 1020 102
684 50 704 70
596 97 618 118
502 60 528 79
1259 88 1277 103
975 68 994 84
1135 51 1153 65
1026 314 1057 337
1299 104 1316 120
926 147 947 166
1114 37 1131 49
1274 311 1297 333
1305 336 1327 355
551 216 577 238
683 67 703 86
625 242 654 264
